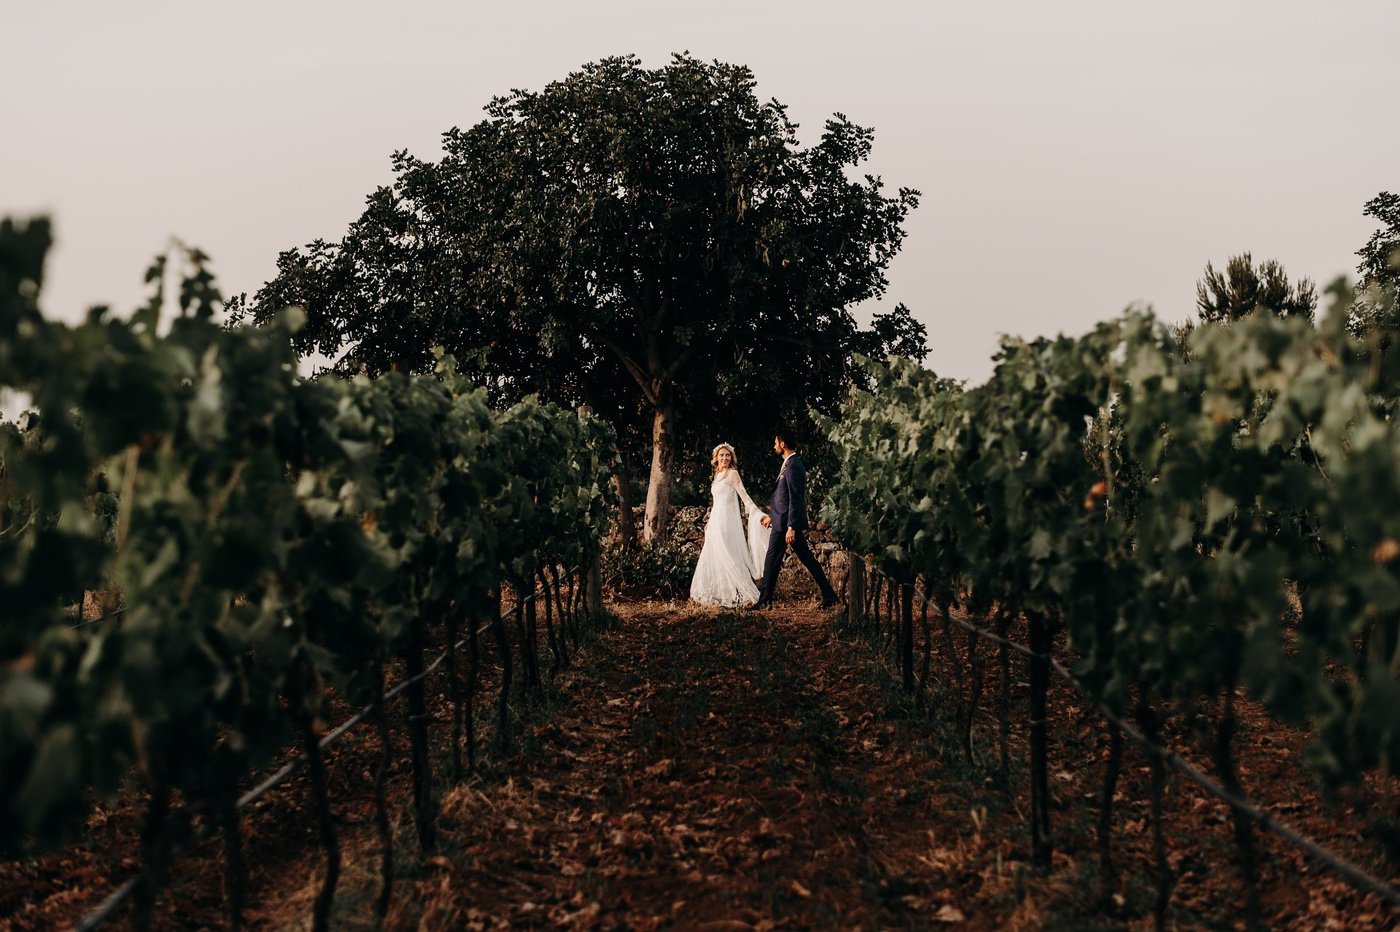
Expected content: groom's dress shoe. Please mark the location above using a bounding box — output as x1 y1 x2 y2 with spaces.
751 598 772 611
819 595 844 610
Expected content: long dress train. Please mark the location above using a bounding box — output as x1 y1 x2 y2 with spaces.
689 469 770 607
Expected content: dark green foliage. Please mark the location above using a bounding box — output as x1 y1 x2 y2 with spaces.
1195 252 1317 324
1357 192 1400 295
602 538 698 600
1351 191 1400 341
0 215 618 854
823 277 1400 786
234 53 925 541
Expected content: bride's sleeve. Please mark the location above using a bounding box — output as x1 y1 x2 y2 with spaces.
729 470 759 513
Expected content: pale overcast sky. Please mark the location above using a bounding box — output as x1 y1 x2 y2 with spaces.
5 0 1398 387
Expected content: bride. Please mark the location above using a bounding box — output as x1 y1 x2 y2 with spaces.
689 443 770 607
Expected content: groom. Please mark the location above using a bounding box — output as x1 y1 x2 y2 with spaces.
753 429 840 610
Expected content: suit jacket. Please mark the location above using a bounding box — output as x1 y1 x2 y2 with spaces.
770 453 809 532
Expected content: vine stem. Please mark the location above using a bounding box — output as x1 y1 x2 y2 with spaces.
217 755 246 931
1026 610 1053 867
1216 685 1261 928
301 710 340 932
445 606 464 784
371 661 394 920
1097 717 1123 903
405 616 437 854
541 569 563 674
917 592 932 709
70 571 585 932
899 581 915 692
963 620 984 762
133 780 170 930
997 606 1011 787
466 611 481 770
1136 698 1175 930
940 600 966 742
524 587 542 691
962 600 1400 911
491 590 514 754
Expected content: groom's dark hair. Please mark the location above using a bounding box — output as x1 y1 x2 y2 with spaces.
774 427 797 449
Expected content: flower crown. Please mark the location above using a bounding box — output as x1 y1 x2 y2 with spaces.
711 442 736 457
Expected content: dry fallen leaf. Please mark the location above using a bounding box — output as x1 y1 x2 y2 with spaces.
935 904 965 923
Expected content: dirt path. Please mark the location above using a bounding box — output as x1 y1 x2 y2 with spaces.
390 602 1009 930
10 597 1391 929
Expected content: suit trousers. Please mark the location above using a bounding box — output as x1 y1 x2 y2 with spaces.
759 526 837 602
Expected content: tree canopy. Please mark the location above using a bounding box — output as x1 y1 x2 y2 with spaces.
1194 252 1317 325
235 53 925 542
1351 191 1400 340
1357 191 1400 294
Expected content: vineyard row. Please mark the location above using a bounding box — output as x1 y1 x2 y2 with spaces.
0 217 619 929
821 287 1400 923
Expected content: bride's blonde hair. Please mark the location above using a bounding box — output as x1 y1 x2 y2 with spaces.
710 442 737 477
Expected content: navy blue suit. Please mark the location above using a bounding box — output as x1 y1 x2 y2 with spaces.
758 453 837 604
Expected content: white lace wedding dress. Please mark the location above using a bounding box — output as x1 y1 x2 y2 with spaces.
689 468 770 607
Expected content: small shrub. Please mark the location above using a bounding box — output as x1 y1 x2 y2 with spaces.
603 538 697 600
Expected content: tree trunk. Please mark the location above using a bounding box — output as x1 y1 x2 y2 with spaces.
613 467 638 551
641 399 676 545
586 399 637 553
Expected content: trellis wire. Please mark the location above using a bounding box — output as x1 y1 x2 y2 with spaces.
861 564 1400 911
72 569 578 931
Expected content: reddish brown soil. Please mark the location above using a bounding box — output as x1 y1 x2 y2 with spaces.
392 601 985 928
3 597 1397 930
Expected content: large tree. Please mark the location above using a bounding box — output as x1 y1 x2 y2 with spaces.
1351 191 1400 340
237 53 923 543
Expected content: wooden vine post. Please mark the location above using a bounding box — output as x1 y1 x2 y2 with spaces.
899 580 915 692
847 554 865 628
404 617 438 855
1026 610 1053 867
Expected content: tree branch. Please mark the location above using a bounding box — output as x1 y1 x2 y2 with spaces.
658 341 700 388
601 338 659 406
651 296 671 332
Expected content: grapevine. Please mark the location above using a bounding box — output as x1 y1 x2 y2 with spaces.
0 216 618 927
821 288 1400 917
